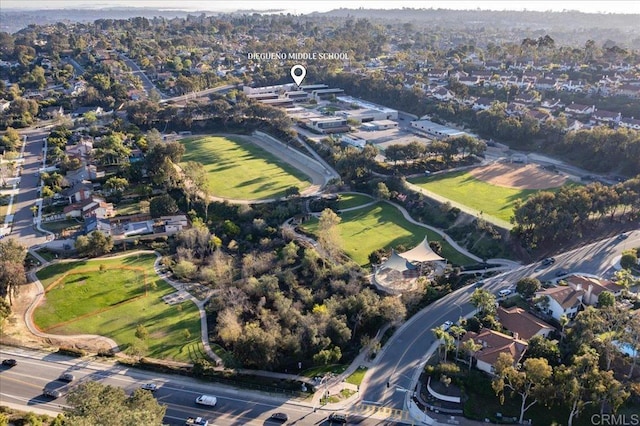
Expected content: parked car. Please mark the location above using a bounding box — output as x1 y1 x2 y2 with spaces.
498 288 512 297
141 383 158 392
441 320 454 331
328 413 348 424
2 359 17 367
185 416 208 426
617 233 629 241
269 412 289 422
59 373 75 382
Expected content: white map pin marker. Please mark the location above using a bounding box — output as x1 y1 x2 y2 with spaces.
290 64 306 87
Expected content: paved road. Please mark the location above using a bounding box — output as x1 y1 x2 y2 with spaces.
7 129 50 247
0 347 402 426
361 229 640 421
120 54 167 99
163 84 238 105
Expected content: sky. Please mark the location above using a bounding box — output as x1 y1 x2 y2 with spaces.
2 0 640 14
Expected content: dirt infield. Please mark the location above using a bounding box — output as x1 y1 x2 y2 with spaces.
469 162 567 190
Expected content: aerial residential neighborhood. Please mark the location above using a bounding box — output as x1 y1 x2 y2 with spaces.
0 2 639 426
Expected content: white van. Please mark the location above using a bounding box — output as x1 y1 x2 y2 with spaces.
195 395 217 406
498 289 512 297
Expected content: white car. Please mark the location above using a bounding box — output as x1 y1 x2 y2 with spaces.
498 288 512 297
441 320 454 331
195 395 217 406
141 383 158 392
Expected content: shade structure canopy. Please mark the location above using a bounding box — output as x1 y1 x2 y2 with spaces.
397 236 445 263
382 250 417 272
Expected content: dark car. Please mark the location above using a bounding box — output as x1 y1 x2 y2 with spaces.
328 413 348 424
541 257 556 266
2 359 17 367
617 234 629 241
269 412 289 422
59 372 75 382
42 388 62 398
555 270 567 277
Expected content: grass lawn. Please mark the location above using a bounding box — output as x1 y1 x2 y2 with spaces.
337 193 372 210
300 364 347 378
116 200 143 216
34 253 202 362
41 219 81 234
302 203 475 267
410 171 541 223
345 366 367 386
180 135 311 200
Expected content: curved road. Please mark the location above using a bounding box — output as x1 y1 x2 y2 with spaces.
359 229 640 423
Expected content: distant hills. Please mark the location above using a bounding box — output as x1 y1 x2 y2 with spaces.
2 6 639 40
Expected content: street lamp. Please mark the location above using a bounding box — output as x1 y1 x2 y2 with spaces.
452 301 463 322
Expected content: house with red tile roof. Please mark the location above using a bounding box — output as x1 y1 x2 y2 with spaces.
534 286 584 321
496 306 554 341
461 329 528 375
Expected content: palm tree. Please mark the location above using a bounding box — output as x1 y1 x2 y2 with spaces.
462 339 482 372
432 327 455 362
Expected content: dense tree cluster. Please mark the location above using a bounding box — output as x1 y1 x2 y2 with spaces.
511 177 640 248
64 381 166 426
167 217 404 371
0 239 27 319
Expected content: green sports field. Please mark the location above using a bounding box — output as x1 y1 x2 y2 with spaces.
180 135 312 200
302 202 475 267
410 171 540 223
34 253 203 362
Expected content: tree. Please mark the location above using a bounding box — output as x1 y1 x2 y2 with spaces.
620 250 638 270
598 291 615 308
432 327 454 362
64 381 166 426
103 176 129 195
0 239 27 305
182 161 208 210
470 288 497 316
461 338 482 372
374 182 391 200
317 208 342 261
149 194 178 218
75 232 113 258
0 127 21 152
284 186 300 198
555 347 601 426
525 335 560 365
492 354 552 424
516 277 541 299
0 298 11 323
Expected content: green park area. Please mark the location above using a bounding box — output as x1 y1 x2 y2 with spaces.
34 253 203 362
180 135 311 200
337 193 373 210
410 171 540 223
303 202 475 267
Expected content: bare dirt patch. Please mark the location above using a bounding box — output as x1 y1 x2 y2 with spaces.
469 162 567 190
